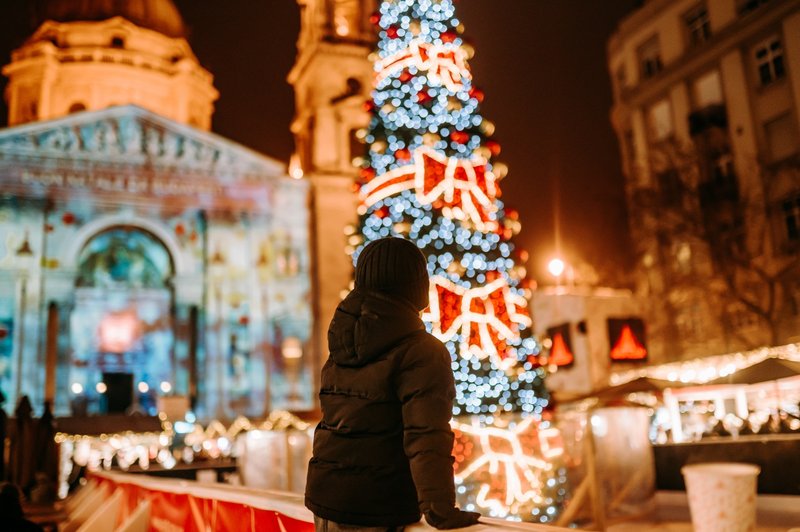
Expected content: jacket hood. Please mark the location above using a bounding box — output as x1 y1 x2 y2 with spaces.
328 288 426 367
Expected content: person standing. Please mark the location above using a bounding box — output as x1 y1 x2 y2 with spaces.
305 237 480 531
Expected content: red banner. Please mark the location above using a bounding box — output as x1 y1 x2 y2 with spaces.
89 472 314 532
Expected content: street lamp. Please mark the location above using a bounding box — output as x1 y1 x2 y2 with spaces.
14 231 35 404
547 256 575 289
547 258 565 278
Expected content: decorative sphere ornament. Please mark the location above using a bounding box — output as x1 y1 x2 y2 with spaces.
381 103 395 114
492 162 509 179
482 120 496 136
395 147 411 161
474 146 492 159
469 86 485 103
393 221 411 234
447 97 462 111
423 132 440 146
440 30 457 43
462 42 476 59
371 140 388 154
409 21 421 35
450 130 469 144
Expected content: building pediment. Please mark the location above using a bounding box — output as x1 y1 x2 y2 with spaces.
0 105 301 212
0 104 285 177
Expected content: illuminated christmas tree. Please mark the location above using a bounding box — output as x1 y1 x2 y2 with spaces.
350 0 568 523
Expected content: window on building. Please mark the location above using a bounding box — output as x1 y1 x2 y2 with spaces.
693 70 723 108
782 195 800 243
737 0 770 15
765 113 800 162
111 36 125 49
648 98 673 141
754 36 785 86
685 5 711 46
68 102 87 114
637 36 663 80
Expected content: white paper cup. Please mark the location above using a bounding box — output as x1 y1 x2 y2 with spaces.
681 462 760 532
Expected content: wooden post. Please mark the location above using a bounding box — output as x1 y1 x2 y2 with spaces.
44 302 58 403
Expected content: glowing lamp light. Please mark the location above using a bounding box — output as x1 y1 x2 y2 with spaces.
71 382 83 395
282 337 303 359
160 381 172 394
138 381 150 394
288 153 304 180
99 310 141 354
547 258 565 278
95 382 107 394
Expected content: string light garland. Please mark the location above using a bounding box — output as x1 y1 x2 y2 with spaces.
354 0 567 522
611 343 800 386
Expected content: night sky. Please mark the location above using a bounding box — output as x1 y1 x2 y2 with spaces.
0 1 640 285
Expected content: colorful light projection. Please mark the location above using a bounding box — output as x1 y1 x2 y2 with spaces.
355 0 565 522
98 310 142 354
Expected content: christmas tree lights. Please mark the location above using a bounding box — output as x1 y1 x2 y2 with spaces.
352 0 567 522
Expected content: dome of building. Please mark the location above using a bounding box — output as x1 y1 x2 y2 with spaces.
36 0 187 38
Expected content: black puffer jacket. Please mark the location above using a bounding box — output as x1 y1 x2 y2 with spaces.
305 288 457 527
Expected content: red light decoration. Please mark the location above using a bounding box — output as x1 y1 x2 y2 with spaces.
608 319 648 362
469 86 485 103
440 30 457 43
424 276 531 370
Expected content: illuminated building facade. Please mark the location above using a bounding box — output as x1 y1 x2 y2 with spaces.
0 1 314 417
608 0 800 361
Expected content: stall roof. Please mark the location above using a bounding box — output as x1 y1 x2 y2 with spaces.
708 357 800 386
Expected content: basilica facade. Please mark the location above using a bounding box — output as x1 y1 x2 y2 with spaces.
0 1 314 418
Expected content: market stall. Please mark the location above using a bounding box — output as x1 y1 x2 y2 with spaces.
602 345 800 494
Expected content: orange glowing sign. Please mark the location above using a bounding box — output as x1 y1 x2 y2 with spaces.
546 323 574 367
608 318 647 362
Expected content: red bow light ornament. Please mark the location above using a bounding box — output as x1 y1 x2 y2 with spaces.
360 146 500 231
376 39 471 92
423 276 532 370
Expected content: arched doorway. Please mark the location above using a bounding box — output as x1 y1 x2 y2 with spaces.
68 226 175 415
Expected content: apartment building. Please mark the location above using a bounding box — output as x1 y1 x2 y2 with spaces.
608 0 800 362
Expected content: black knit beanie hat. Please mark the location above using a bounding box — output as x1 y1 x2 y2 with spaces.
355 237 430 310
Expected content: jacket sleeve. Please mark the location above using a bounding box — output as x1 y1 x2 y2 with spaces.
395 336 457 510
